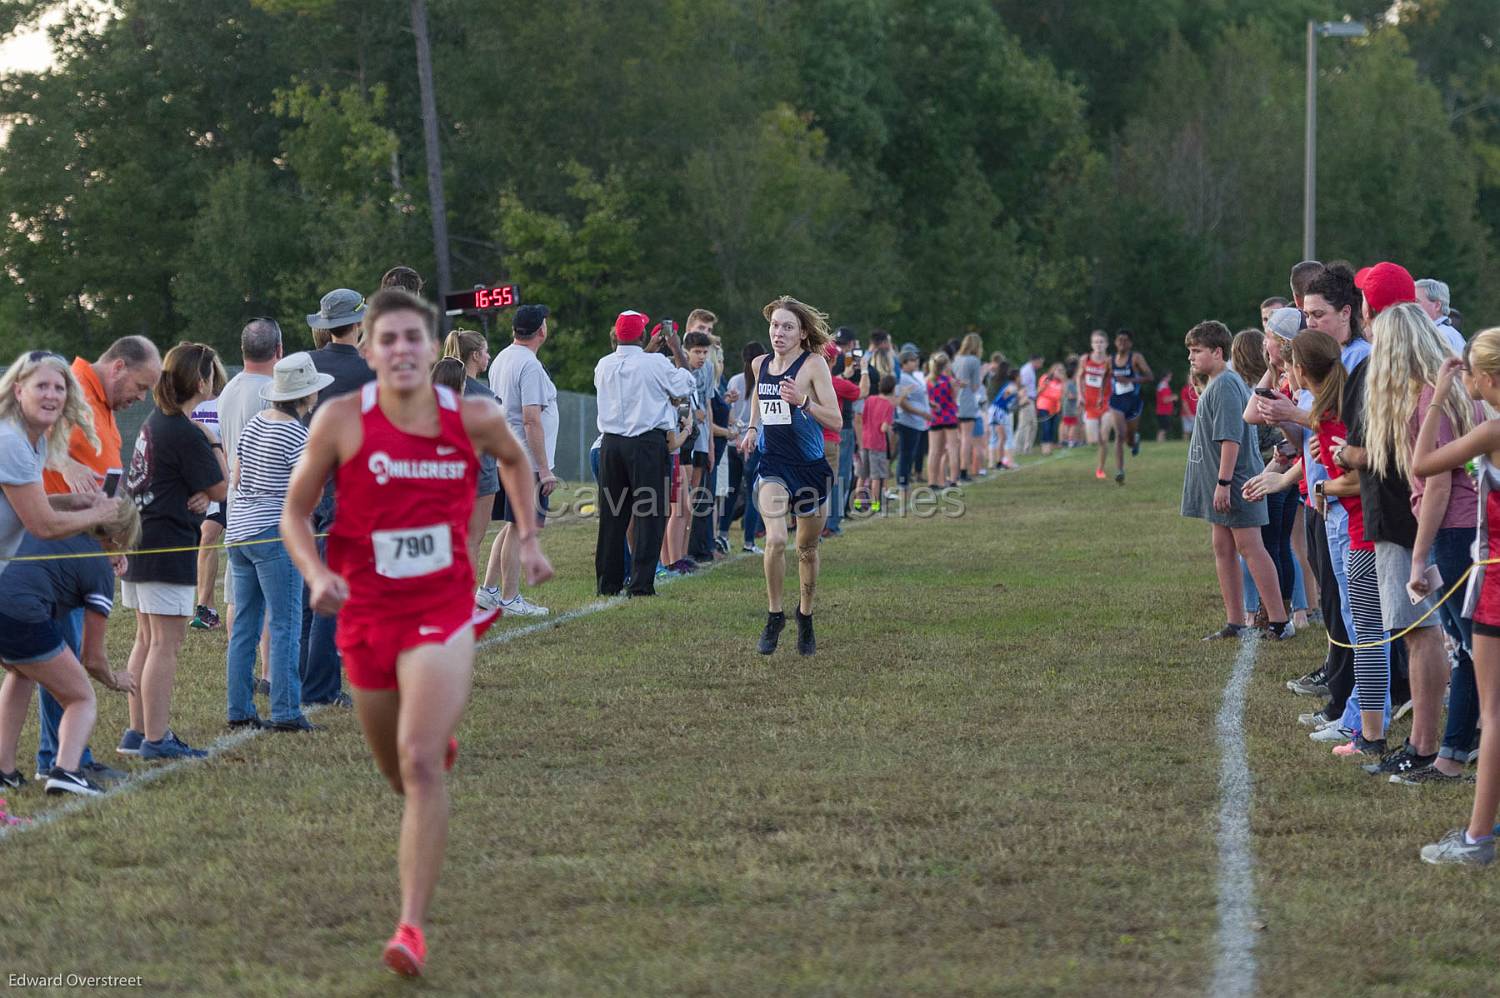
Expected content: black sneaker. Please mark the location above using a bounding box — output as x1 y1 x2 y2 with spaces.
758 612 786 655
1390 763 1467 786
80 761 127 785
1203 623 1245 641
1347 735 1387 759
795 610 816 656
0 769 26 790
1362 741 1435 776
44 766 104 796
227 717 263 730
1287 668 1330 697
265 716 322 733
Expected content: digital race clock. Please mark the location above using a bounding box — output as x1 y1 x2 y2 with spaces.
443 284 521 316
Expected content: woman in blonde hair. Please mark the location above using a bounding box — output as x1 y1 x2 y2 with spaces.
1363 302 1483 780
0 352 121 572
1411 328 1500 865
925 352 960 486
0 497 139 795
953 333 985 480
1338 300 1476 774
120 342 228 762
441 330 501 578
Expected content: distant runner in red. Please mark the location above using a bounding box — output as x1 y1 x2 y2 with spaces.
282 288 552 977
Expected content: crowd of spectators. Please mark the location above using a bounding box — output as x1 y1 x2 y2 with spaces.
1179 259 1497 867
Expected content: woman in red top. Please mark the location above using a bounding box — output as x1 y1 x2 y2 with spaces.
1290 330 1389 754
282 289 553 977
925 352 959 488
1034 361 1066 457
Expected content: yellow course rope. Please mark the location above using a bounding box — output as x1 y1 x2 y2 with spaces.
1326 556 1500 650
0 532 331 563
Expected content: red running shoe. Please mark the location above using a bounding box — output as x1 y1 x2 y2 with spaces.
445 736 458 772
383 923 426 977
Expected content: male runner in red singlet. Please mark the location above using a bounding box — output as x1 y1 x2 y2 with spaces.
1076 330 1113 480
282 288 553 977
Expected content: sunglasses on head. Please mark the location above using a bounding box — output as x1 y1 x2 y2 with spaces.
27 350 64 363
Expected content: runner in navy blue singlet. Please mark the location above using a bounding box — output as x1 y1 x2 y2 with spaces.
739 296 841 656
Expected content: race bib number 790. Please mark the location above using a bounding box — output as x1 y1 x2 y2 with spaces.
372 523 453 580
759 396 792 426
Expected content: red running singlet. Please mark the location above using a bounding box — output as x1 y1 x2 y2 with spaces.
328 383 479 624
1081 356 1111 417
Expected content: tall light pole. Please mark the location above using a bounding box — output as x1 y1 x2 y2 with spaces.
1304 19 1368 261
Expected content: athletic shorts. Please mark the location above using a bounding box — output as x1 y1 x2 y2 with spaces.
1108 392 1144 420
1375 540 1438 631
857 447 891 479
493 475 551 528
756 457 832 518
205 506 227 529
338 602 501 692
121 580 195 617
1061 416 1079 427
0 611 66 666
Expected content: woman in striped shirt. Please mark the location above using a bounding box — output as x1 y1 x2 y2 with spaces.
224 353 332 732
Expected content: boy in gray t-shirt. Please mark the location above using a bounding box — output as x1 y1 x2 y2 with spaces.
1180 321 1289 641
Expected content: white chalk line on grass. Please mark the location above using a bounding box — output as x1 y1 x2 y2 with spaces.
1209 634 1260 998
1 450 1069 840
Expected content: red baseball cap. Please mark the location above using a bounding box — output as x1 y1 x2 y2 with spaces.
614 310 649 343
1354 262 1416 318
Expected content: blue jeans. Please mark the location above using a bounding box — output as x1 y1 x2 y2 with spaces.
34 607 92 773
1244 490 1301 614
827 425 857 532
228 527 305 724
1432 527 1479 761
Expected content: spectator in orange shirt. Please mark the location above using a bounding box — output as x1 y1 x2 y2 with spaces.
36 336 161 783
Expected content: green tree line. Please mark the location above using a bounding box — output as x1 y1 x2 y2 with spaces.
0 0 1495 389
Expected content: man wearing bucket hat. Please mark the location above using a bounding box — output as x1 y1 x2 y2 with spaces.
301 289 376 710
225 353 334 733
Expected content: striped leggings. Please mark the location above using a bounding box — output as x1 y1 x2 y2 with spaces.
1344 547 1389 712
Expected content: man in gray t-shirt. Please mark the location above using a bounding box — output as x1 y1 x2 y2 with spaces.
1180 320 1288 641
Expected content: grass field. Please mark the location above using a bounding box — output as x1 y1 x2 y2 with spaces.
2 443 1498 996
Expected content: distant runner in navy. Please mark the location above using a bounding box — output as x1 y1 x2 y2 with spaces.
740 295 841 657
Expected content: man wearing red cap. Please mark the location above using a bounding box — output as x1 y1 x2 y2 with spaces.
594 311 698 596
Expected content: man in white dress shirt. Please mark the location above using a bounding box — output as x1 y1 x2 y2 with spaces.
594 311 697 596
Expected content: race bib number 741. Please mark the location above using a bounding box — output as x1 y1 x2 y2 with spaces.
759 396 792 426
372 523 453 579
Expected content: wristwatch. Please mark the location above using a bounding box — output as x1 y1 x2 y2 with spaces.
1217 478 1232 487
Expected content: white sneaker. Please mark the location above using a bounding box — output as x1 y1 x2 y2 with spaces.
500 594 550 617
1310 722 1355 743
742 543 764 555
474 586 504 611
1297 711 1331 728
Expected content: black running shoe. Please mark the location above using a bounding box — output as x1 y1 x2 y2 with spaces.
1115 470 1125 486
1347 735 1387 759
795 610 815 656
44 766 103 796
1203 623 1245 641
758 612 786 655
0 769 25 790
1363 741 1436 777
